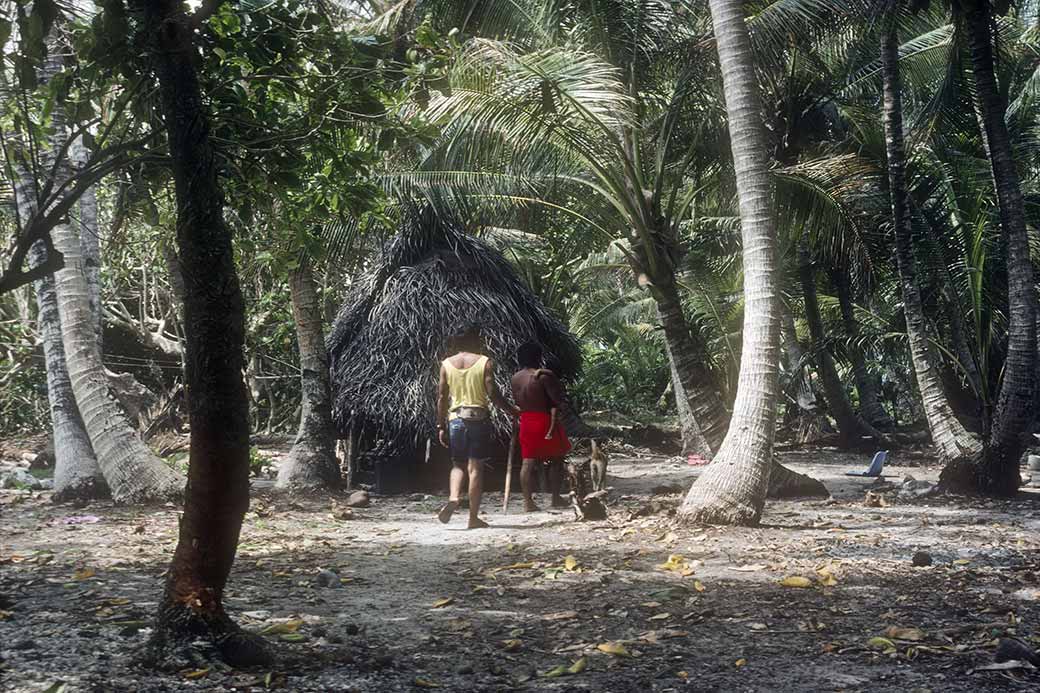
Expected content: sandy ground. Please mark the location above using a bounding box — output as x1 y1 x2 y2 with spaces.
2 446 1040 692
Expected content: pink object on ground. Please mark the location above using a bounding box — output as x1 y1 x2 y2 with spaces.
687 455 709 466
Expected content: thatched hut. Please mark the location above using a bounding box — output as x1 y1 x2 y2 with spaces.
326 207 582 492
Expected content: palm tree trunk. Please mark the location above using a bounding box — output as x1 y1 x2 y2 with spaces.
944 0 1036 494
829 268 894 430
30 241 107 501
653 278 726 457
71 143 103 349
678 0 782 525
145 1 268 666
798 248 885 446
15 32 105 502
276 258 340 491
880 11 982 468
50 154 184 502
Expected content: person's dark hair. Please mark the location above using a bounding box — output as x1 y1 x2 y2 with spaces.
447 323 483 354
517 341 543 369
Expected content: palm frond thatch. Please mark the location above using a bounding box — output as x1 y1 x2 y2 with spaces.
326 205 581 452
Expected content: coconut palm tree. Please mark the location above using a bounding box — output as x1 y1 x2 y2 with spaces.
677 0 782 525
49 147 185 502
940 0 1036 494
878 2 983 469
10 26 106 501
276 256 341 491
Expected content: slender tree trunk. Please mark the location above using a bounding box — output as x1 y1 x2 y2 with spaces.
71 143 103 349
145 1 268 665
15 31 105 502
880 11 982 468
277 258 340 491
942 0 1036 494
50 151 184 502
652 276 728 457
679 0 782 525
829 269 895 430
30 241 106 501
799 246 885 447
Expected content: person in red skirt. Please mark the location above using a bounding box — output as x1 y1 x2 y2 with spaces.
511 342 572 512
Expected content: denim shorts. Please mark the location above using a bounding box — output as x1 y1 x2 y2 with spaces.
449 418 495 462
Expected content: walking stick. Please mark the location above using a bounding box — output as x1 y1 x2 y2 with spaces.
503 424 519 512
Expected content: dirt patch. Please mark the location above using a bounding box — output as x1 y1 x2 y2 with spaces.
2 448 1040 691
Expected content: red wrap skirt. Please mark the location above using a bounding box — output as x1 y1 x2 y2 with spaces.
518 411 571 459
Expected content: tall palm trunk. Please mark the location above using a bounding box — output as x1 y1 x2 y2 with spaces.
50 149 184 502
880 10 982 467
276 257 340 491
829 268 895 430
679 0 781 525
16 32 105 501
71 143 103 349
653 277 728 456
943 0 1036 494
798 246 885 446
146 0 267 665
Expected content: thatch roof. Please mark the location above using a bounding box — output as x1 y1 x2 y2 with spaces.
327 207 582 451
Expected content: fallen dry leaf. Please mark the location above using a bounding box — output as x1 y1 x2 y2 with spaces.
431 597 454 609
542 664 569 679
260 619 303 635
597 641 633 657
884 626 925 641
779 576 813 588
658 554 695 577
867 636 896 651
568 656 588 674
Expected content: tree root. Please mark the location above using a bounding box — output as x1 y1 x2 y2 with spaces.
142 608 272 670
768 460 828 499
51 477 110 504
938 450 1020 497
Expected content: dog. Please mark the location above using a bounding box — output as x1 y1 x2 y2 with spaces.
590 439 608 492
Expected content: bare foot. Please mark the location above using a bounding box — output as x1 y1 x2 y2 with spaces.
524 501 541 513
437 500 459 524
467 518 490 530
550 496 569 509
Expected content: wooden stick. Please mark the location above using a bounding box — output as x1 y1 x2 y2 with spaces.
503 425 518 512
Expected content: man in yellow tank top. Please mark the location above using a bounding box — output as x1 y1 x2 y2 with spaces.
436 326 519 529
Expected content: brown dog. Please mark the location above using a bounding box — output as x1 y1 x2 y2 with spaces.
590 439 608 492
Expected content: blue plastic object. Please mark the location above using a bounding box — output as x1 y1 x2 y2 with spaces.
846 450 888 477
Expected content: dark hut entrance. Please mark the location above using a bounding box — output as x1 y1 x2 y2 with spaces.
326 208 582 495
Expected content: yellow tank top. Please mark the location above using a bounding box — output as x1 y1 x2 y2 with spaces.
444 355 490 416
